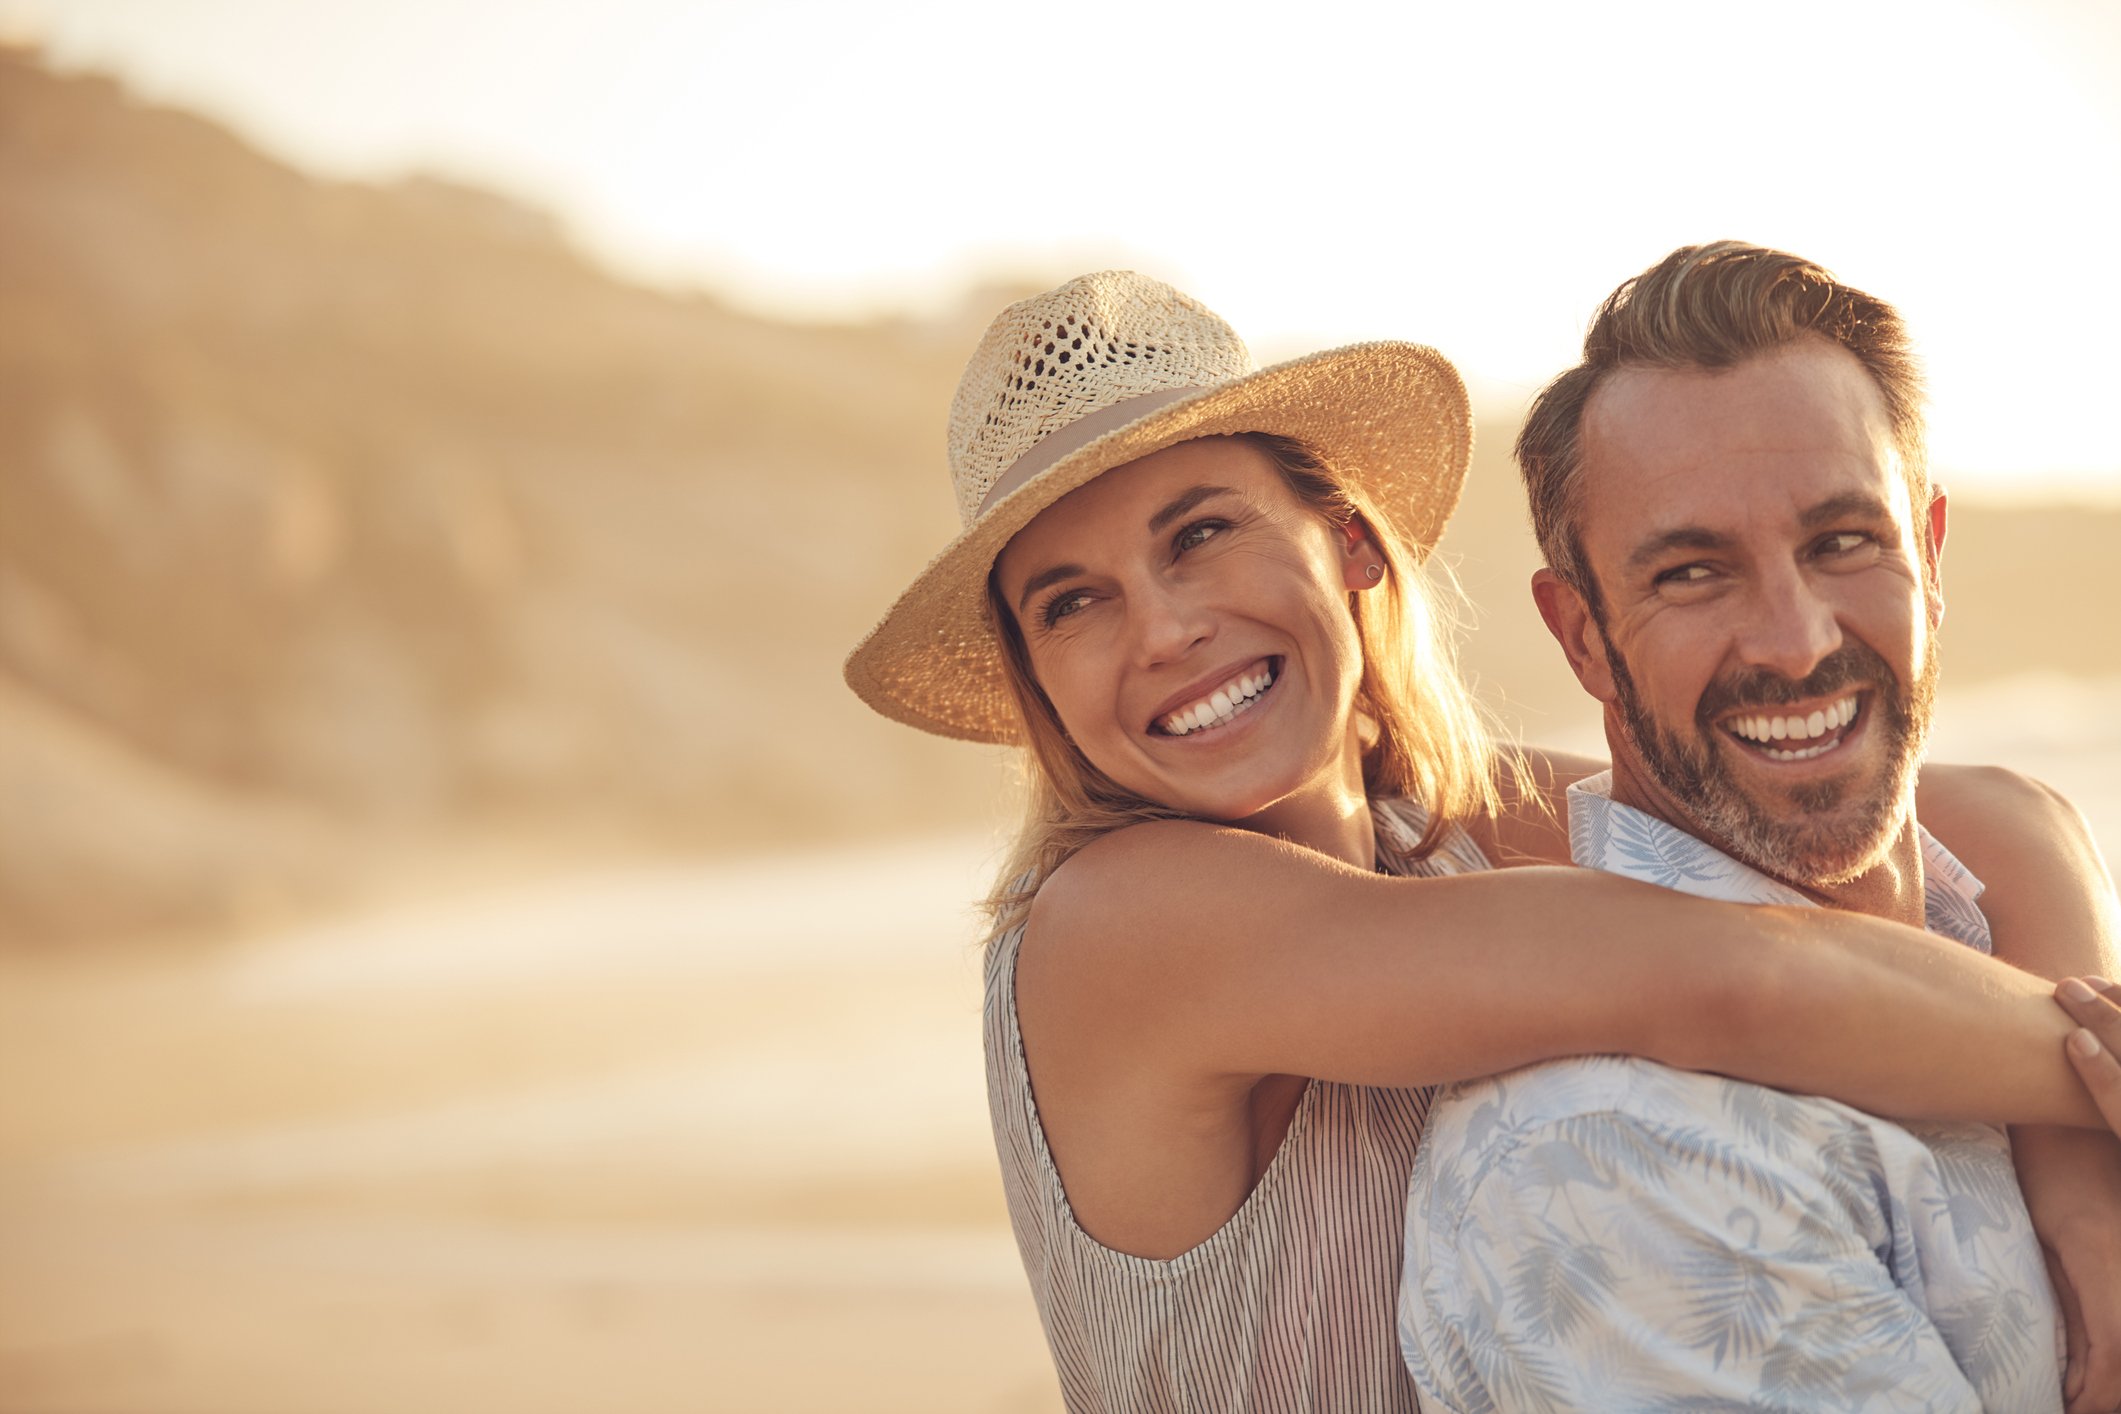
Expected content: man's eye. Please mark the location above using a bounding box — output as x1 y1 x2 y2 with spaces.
1175 519 1226 553
1656 563 1715 586
1817 531 1871 556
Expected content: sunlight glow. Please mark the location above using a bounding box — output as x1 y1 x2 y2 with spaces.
19 0 2121 493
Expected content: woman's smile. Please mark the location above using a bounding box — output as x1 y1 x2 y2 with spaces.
1150 657 1280 737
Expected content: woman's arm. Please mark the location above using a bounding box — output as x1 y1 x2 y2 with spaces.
1022 819 2104 1128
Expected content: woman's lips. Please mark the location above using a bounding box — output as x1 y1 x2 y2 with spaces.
1153 658 1279 737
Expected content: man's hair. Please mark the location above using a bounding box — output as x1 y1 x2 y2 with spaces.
1517 241 1930 605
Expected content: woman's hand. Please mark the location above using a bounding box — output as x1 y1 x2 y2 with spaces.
2060 978 2121 1139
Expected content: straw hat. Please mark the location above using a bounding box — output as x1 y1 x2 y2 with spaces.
844 271 1471 744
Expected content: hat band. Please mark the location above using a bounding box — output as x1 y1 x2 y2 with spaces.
972 385 1210 520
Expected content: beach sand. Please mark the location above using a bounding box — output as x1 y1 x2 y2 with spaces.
0 837 1061 1412
4 676 2117 1413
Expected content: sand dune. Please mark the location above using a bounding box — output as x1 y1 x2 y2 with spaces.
0 833 1060 1412
2 48 2116 946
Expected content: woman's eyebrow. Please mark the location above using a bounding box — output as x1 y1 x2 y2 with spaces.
1015 562 1085 617
1147 484 1239 535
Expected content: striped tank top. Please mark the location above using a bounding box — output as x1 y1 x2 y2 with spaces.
983 800 1492 1412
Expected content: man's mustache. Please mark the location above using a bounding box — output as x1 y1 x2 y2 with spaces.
1695 643 1897 724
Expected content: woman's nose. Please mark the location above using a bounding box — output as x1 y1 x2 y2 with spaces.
1130 578 1213 666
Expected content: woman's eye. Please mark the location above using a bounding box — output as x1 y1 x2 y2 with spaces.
1174 519 1226 553
1040 590 1088 628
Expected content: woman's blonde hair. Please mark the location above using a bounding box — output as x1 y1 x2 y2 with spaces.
982 433 1503 933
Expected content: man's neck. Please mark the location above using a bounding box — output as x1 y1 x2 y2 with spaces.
1798 823 1928 928
1602 756 1929 929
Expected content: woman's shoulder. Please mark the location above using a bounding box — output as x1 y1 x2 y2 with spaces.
1030 819 1257 938
1023 818 1378 987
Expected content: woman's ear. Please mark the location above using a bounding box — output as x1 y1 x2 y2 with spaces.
1340 517 1386 592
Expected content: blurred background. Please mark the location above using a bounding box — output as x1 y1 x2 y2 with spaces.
0 1 2116 1409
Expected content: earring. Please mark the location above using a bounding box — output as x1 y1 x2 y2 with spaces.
1364 564 1383 582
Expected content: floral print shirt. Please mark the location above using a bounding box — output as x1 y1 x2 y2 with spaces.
1398 772 2064 1413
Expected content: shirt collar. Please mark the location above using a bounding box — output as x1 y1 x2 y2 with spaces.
1566 770 1991 953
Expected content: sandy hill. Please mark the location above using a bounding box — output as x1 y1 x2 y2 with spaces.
0 48 2113 943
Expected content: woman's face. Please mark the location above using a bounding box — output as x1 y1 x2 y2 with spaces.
992 437 1380 838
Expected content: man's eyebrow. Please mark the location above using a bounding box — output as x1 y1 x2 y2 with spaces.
1800 492 1896 530
1620 492 1904 578
1625 527 1731 574
1015 562 1085 618
1148 484 1239 535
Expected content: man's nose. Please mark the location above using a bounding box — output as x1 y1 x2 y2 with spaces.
1736 567 1842 680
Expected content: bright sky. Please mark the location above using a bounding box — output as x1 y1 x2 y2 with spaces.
13 0 2121 494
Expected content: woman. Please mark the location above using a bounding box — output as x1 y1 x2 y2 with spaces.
843 271 2120 1410
2065 978 2121 1130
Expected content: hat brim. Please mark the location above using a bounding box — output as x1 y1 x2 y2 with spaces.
843 341 1471 744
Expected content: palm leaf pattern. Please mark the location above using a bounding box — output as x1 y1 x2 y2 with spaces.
1605 806 1750 894
1920 1127 2022 1251
1933 1286 2042 1401
1670 1217 1788 1369
1457 1305 1577 1414
1504 1218 1619 1342
1399 773 2061 1413
1754 1302 1858 1407
1717 1082 1805 1166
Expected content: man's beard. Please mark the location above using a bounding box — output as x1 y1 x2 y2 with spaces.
1603 635 1939 889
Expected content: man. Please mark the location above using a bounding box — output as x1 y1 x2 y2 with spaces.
1399 243 2070 1411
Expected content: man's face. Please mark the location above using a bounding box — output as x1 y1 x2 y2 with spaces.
1537 338 1946 888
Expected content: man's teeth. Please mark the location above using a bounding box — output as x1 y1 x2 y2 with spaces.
1161 666 1275 736
1727 695 1860 751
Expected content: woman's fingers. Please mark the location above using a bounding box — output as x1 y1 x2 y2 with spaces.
2058 978 2121 1137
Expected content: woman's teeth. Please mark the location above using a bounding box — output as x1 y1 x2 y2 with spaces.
1160 665 1276 736
1726 694 1860 760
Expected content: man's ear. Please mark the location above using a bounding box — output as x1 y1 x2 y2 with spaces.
1923 486 1948 628
1531 567 1619 704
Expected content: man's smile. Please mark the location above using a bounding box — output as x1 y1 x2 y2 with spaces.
1718 692 1865 764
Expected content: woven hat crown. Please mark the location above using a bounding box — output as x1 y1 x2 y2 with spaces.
947 272 1254 527
846 271 1471 743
